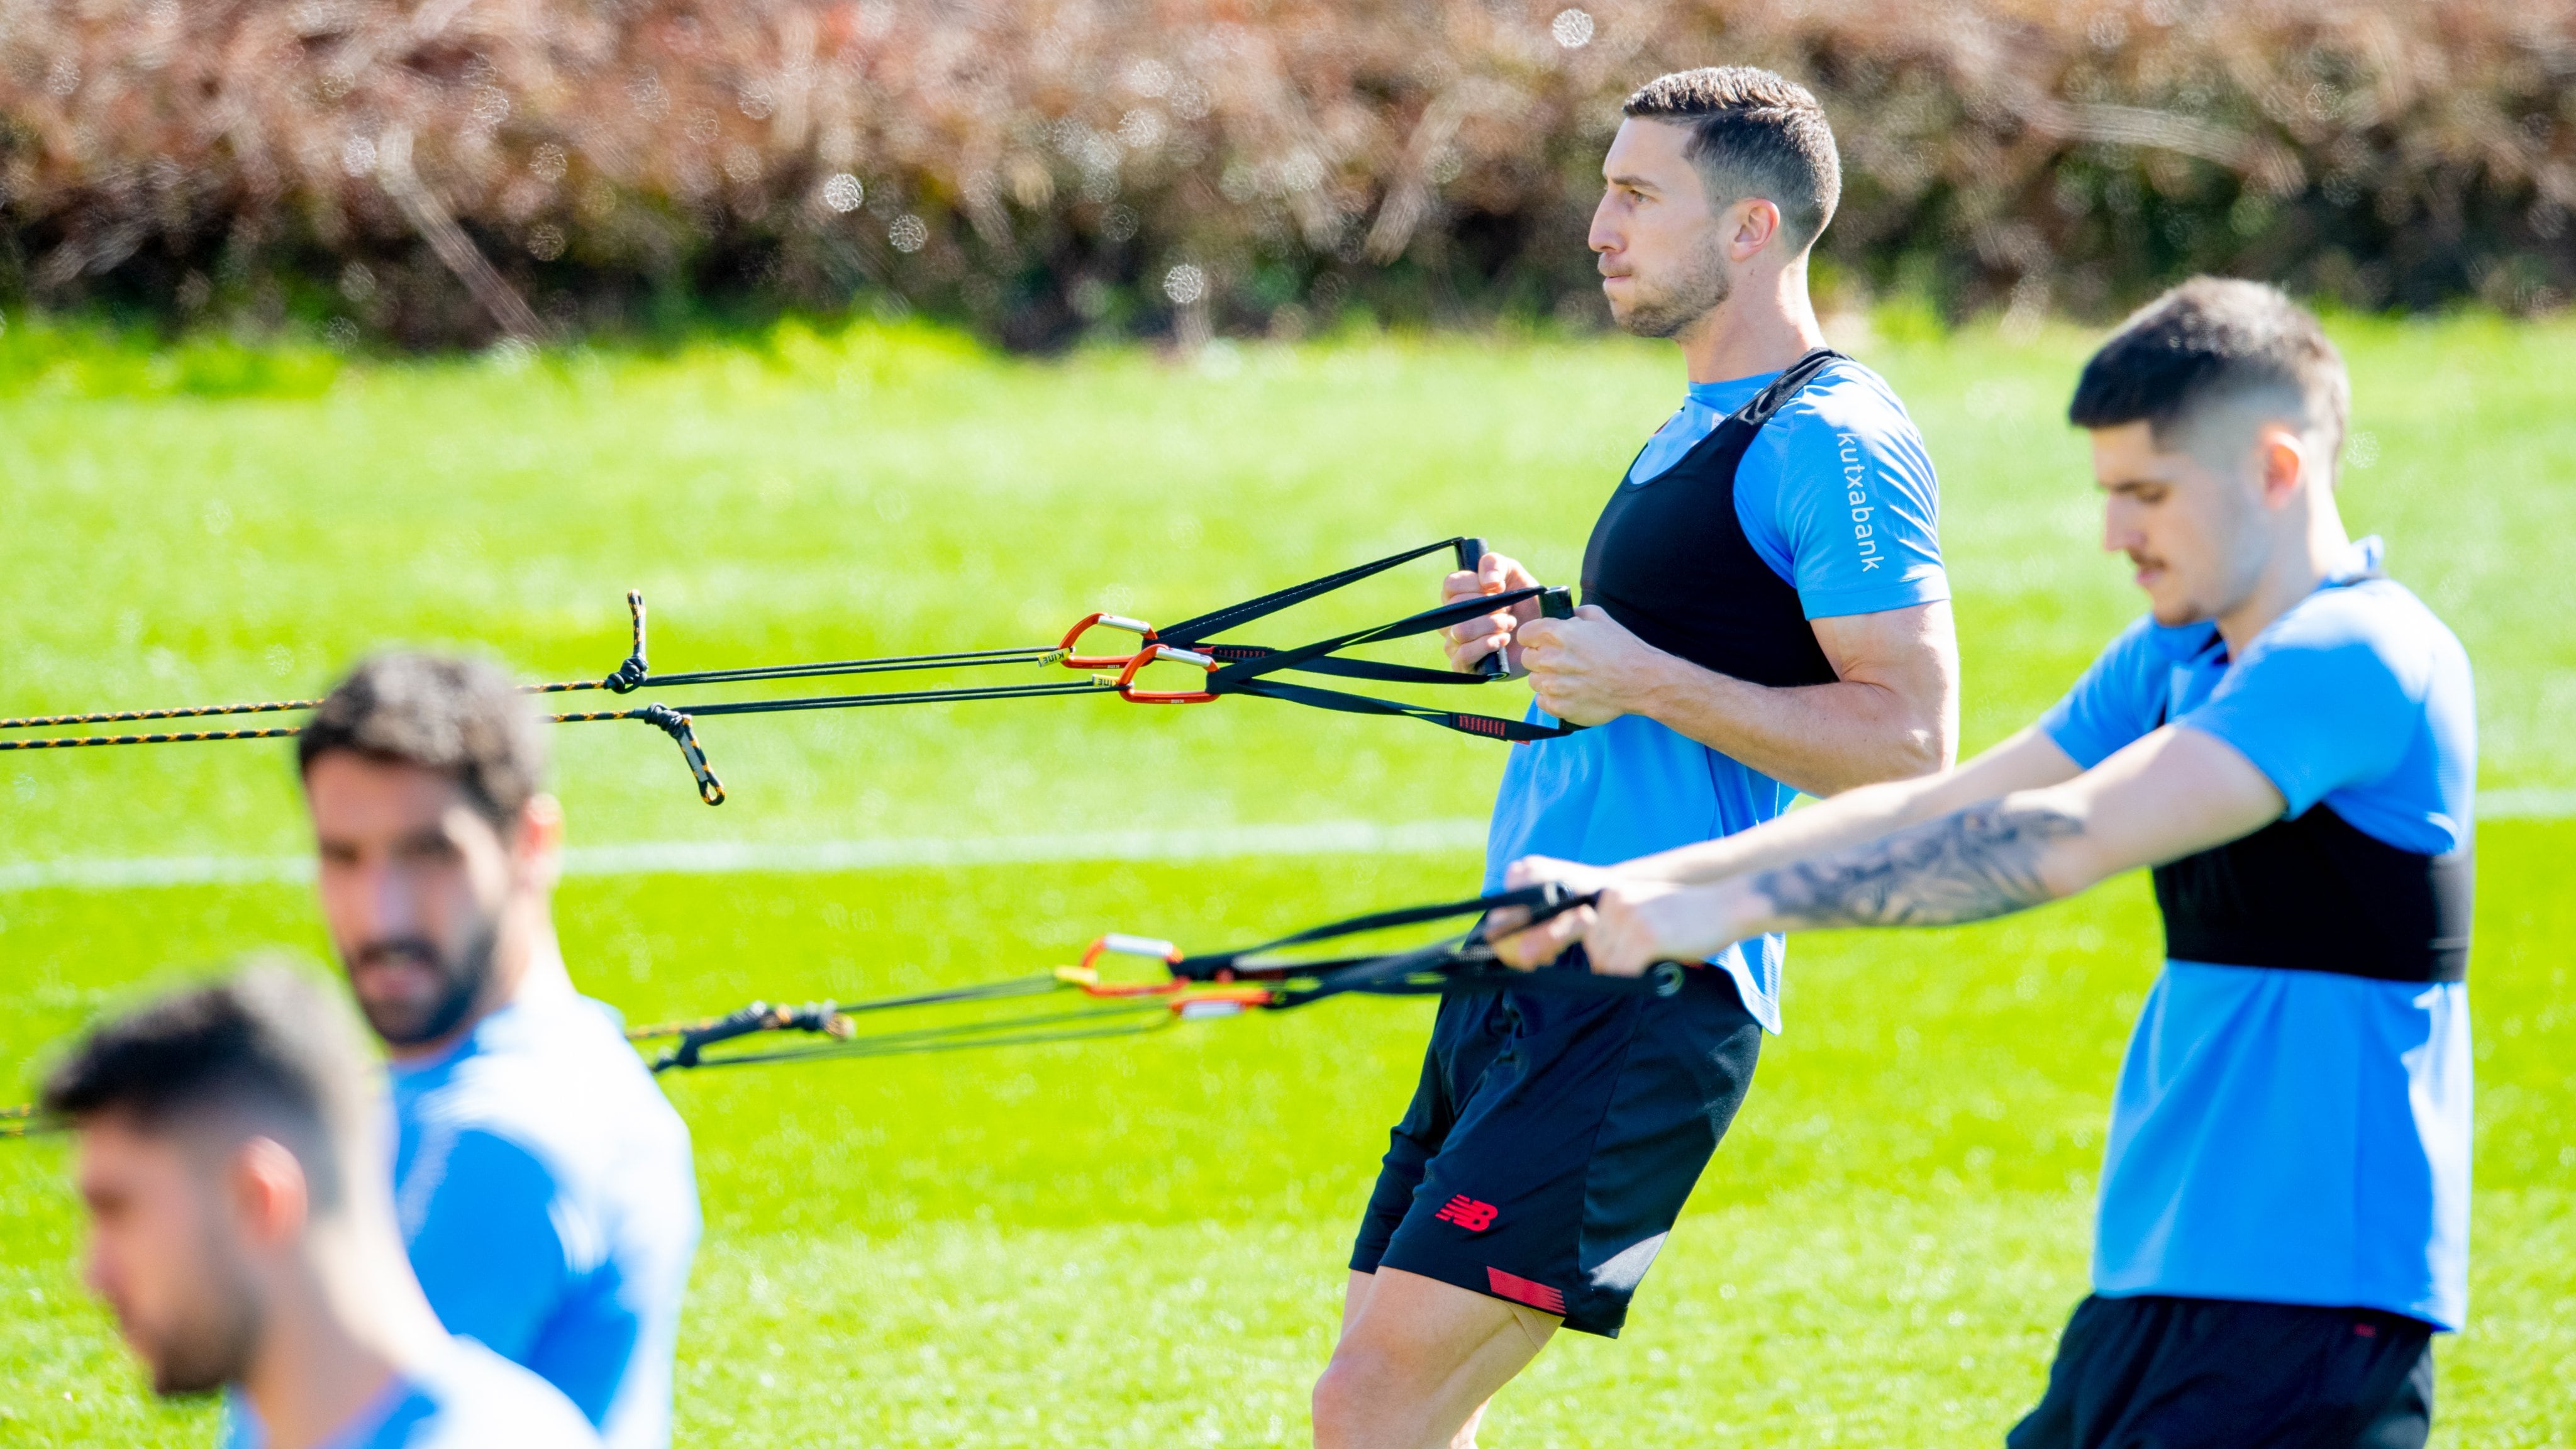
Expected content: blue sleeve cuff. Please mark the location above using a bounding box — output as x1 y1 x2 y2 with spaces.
2040 710 2114 772
2175 716 2324 818
1798 565 1950 621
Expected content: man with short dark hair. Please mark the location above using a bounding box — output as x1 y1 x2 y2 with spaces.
45 963 602 1449
235 652 701 1449
1507 277 2463 1446
1316 66 1961 1448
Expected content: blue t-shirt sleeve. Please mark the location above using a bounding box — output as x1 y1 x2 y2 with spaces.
406 1128 570 1365
2038 616 2176 769
2177 609 2419 818
1740 369 1950 620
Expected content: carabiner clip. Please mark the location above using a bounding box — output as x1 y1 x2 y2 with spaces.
1057 612 1158 670
1111 643 1218 704
1171 985 1276 1018
1066 933 1187 997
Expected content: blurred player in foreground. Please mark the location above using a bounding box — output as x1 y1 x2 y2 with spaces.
1505 278 2465 1447
45 963 602 1448
267 652 699 1449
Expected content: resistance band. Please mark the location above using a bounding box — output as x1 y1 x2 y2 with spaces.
628 882 1680 1073
0 887 1680 1128
0 540 1575 802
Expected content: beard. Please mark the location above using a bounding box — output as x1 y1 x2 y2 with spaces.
344 918 499 1047
138 1219 264 1396
1607 228 1733 340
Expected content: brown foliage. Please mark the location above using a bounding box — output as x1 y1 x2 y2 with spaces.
1 1 2571 347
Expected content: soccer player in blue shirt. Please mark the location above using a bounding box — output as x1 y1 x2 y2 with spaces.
1509 278 2464 1446
45 965 603 1449
1313 68 1961 1448
225 653 702 1449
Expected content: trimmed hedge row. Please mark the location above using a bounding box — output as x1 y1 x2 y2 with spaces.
2 1 2570 347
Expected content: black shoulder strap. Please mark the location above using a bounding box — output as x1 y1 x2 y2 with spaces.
1733 348 1845 430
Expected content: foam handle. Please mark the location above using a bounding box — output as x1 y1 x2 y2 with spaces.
1540 586 1575 619
1454 537 1507 677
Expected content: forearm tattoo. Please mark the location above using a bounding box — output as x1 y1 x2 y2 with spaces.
1748 800 2085 930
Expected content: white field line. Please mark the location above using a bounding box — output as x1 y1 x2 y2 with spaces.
0 818 1492 894
4 789 2570 895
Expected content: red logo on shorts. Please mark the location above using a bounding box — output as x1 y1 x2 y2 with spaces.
1485 1267 1568 1315
1433 1194 1499 1232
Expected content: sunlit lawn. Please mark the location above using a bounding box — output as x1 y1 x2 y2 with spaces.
1 313 2570 1444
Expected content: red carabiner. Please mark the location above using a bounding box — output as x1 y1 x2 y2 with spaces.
1064 935 1187 997
1111 643 1218 704
1058 612 1157 670
1168 985 1277 1018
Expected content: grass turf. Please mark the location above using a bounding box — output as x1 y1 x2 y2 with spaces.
1 314 2570 1445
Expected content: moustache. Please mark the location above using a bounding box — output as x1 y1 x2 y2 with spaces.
351 939 443 972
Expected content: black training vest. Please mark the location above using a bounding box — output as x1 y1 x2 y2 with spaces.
2148 601 2472 984
1578 350 1845 687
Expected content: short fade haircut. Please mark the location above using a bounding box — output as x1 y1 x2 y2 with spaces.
1623 66 1841 251
40 963 375 1212
2068 277 2351 465
297 652 548 824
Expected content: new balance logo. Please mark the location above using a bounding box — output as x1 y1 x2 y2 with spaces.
1433 1194 1498 1231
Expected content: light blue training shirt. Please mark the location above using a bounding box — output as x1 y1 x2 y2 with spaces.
1485 358 1948 1031
232 980 703 1449
392 982 702 1447
223 1338 602 1449
2040 537 2474 1330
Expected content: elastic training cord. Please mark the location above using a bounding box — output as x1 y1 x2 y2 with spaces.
1 537 1579 799
625 884 1682 1074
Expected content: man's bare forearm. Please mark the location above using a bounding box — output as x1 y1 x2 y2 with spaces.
1636 655 1947 796
1719 797 2092 937
1619 772 1958 886
1613 726 2084 888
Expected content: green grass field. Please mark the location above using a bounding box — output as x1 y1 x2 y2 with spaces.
1 313 2570 1446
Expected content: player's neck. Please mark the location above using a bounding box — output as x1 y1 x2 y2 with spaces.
2215 494 2355 654
1676 253 1828 384
237 1221 442 1449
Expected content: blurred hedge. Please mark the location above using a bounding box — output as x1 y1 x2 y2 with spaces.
1 1 2571 349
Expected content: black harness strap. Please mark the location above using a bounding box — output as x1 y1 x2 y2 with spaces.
1191 585 1583 743
1171 882 1685 1006
1155 537 1476 647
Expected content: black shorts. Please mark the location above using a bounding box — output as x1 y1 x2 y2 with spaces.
2009 1294 2436 1449
1348 960 1761 1338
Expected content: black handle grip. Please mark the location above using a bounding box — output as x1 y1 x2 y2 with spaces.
1455 537 1508 678
1539 586 1575 619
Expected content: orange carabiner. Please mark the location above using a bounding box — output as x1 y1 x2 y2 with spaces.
1057 612 1158 670
1169 985 1277 1019
1063 934 1189 997
1111 643 1219 704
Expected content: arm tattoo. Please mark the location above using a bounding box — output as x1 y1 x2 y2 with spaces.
1748 800 2085 930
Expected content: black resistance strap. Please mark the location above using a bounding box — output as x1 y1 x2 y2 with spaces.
0 887 1682 1113
628 883 1681 1073
1 538 1576 801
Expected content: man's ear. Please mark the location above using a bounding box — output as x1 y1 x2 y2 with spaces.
228 1137 311 1250
513 793 565 885
2253 421 2312 509
1728 197 1782 261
